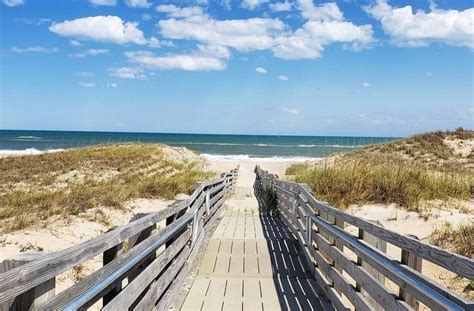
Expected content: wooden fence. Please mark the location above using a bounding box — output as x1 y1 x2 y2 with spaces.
0 167 238 310
254 165 474 311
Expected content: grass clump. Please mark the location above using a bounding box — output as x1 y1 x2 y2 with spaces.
263 186 278 215
287 160 471 210
286 129 474 211
430 222 473 258
0 144 213 232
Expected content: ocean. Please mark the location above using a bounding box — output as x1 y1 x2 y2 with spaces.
0 130 399 160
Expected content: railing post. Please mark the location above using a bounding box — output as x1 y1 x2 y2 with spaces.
306 213 312 246
191 209 199 246
1 252 55 310
356 219 387 310
400 235 422 311
103 229 123 306
205 191 211 215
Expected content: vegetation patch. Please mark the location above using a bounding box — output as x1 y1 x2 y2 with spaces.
286 129 473 211
430 222 473 258
0 144 213 232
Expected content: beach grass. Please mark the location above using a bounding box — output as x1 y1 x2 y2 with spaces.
286 129 474 211
430 222 473 258
0 144 213 232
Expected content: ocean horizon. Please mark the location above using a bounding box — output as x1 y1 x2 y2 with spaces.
0 129 399 159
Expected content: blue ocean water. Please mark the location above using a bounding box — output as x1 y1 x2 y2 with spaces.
0 130 399 159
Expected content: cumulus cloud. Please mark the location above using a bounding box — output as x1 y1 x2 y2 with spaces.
156 5 204 18
70 48 109 58
125 0 151 8
283 107 298 114
106 83 118 88
78 82 95 88
2 0 24 7
278 75 288 81
10 46 59 54
158 8 285 52
256 67 267 74
298 0 343 21
50 16 155 46
125 50 228 71
362 81 370 87
272 0 373 59
108 67 146 79
157 3 372 60
365 0 474 48
241 0 268 10
269 1 292 12
89 0 116 6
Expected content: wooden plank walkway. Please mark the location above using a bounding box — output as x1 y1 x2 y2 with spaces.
182 186 333 310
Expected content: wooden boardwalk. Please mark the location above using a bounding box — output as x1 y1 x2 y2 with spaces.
182 186 333 310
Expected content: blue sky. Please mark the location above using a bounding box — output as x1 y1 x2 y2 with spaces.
0 0 472 136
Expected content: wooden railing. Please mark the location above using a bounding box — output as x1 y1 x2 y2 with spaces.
254 166 473 311
0 167 238 310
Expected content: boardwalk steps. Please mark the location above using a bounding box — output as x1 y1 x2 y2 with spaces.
0 165 473 310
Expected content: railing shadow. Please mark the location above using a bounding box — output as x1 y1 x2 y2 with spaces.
253 179 334 311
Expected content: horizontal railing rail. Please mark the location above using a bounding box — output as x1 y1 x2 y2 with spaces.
0 166 239 310
254 165 473 311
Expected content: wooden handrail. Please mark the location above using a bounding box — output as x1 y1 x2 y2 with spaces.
0 166 239 310
254 165 473 311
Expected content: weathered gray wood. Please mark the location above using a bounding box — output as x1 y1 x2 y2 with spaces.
38 213 193 310
1 252 55 311
270 169 474 279
297 185 474 280
312 231 412 311
400 234 423 311
0 201 190 304
102 229 191 311
309 238 375 311
358 219 387 311
134 235 196 311
102 226 123 307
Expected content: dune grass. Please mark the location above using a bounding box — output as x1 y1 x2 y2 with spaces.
430 222 473 258
0 144 213 232
286 129 473 211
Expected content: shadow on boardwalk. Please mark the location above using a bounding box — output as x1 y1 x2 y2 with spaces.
254 183 335 311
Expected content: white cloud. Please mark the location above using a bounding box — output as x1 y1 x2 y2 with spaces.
76 71 95 77
125 50 227 71
278 75 288 81
79 82 95 88
298 0 343 21
158 8 285 52
142 13 152 21
10 46 59 54
15 18 51 25
362 81 370 87
2 0 24 7
108 67 146 79
125 0 151 8
426 71 433 77
70 40 81 46
106 83 118 88
283 107 298 114
272 1 373 59
50 16 154 46
365 0 474 49
156 5 204 18
256 66 267 74
89 0 116 6
269 1 292 12
70 48 109 58
241 0 268 10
